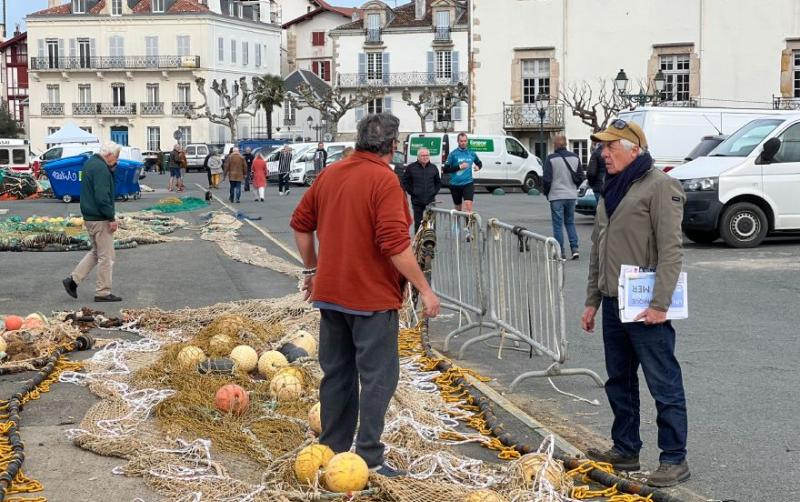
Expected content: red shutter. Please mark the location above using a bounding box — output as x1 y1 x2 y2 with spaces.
312 32 325 47
322 61 331 81
312 61 319 76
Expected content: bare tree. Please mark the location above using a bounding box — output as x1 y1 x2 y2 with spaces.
402 82 469 132
288 83 386 139
188 77 257 142
559 79 628 133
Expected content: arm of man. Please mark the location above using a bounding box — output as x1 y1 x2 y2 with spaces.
472 152 483 170
441 153 460 174
390 248 440 317
401 164 414 195
93 166 116 222
542 156 553 196
433 165 442 196
290 186 319 300
582 219 602 332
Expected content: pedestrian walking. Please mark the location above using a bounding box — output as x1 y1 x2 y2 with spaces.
243 147 255 192
313 142 328 174
291 113 441 478
223 147 247 203
252 152 267 201
167 144 185 192
62 142 123 303
542 135 583 260
203 148 216 189
277 145 292 195
581 119 689 488
587 142 607 204
342 146 355 159
401 147 441 233
442 132 482 214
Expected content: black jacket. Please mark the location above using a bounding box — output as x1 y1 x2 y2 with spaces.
401 161 441 206
313 148 328 171
586 145 607 193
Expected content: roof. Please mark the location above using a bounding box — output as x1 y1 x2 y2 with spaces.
282 4 357 29
284 69 331 99
0 31 27 52
31 0 210 16
334 1 467 30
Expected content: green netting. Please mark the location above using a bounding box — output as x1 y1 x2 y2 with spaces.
145 196 210 213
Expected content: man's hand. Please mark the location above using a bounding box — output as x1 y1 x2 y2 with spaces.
634 308 667 325
420 290 441 318
300 275 314 301
581 306 597 333
109 221 118 233
459 162 469 171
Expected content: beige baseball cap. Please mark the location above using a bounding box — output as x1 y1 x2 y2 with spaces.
591 119 648 149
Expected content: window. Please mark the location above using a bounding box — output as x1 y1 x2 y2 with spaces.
78 38 91 68
177 36 190 57
47 84 60 104
177 83 191 104
228 2 234 16
178 126 191 147
366 13 380 41
146 83 159 103
436 96 452 122
436 50 452 79
522 58 550 103
237 3 243 18
506 138 528 159
112 83 126 106
255 44 261 67
774 123 800 163
147 127 161 151
793 51 800 98
284 98 295 125
145 36 158 60
253 3 261 21
367 52 382 81
78 84 91 104
152 0 164 13
367 98 383 114
312 32 325 47
73 0 87 14
660 54 690 103
243 42 249 66
570 140 589 166
312 61 331 82
46 39 59 69
111 0 123 16
218 37 224 62
231 40 237 64
109 36 124 58
436 10 450 28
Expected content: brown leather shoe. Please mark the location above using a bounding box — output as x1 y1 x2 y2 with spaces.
647 460 690 487
586 447 640 471
94 294 122 302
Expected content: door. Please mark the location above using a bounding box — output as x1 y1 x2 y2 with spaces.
764 122 800 229
111 126 129 146
503 137 529 184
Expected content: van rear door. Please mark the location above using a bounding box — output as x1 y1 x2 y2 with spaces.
763 121 800 229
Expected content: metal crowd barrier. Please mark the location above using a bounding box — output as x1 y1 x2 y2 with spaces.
426 208 495 349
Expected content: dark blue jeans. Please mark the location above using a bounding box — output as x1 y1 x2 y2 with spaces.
550 199 579 257
228 180 241 202
602 297 688 464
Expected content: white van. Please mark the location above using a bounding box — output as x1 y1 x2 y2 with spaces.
0 138 32 173
265 143 315 181
669 115 800 248
405 133 543 192
290 142 355 185
618 107 798 172
41 143 143 164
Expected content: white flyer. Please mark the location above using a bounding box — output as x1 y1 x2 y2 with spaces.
618 265 688 323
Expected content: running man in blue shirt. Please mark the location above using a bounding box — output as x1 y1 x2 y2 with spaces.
442 132 483 213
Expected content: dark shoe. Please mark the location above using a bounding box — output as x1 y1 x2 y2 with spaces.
586 447 640 471
572 250 580 260
95 294 123 302
370 463 406 478
62 277 78 298
647 460 690 487
235 200 241 203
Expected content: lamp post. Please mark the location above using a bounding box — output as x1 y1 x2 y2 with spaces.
614 68 666 106
535 93 548 160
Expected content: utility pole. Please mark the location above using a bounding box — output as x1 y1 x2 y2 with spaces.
2 0 6 39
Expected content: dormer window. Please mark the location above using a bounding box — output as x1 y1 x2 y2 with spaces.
72 0 87 14
111 0 123 16
228 2 234 16
435 10 450 28
152 0 165 13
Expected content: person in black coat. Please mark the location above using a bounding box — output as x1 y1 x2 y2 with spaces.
586 142 607 203
243 147 255 192
401 147 442 232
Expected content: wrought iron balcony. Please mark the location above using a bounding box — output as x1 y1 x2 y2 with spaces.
30 55 201 71
140 102 164 115
773 96 800 110
503 102 565 131
41 103 64 116
434 27 451 42
172 102 195 116
73 102 98 116
336 71 468 88
98 103 137 115
657 97 698 108
365 29 382 44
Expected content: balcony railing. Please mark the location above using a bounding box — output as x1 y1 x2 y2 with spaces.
99 103 137 115
140 102 164 115
657 97 698 108
172 102 195 116
30 55 200 71
434 27 451 42
365 29 382 44
337 71 468 88
503 102 565 131
73 103 97 115
773 96 800 110
41 103 64 116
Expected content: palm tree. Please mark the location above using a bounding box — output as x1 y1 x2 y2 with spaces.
252 74 285 139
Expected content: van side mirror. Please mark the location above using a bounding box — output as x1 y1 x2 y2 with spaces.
761 137 781 163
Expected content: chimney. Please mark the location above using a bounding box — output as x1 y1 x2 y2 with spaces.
415 0 426 21
48 0 60 8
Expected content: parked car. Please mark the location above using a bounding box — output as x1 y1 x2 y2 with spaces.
183 143 211 172
575 181 597 216
265 143 315 183
290 142 355 185
684 134 727 163
0 138 34 174
670 115 800 247
404 132 543 192
40 144 143 165
390 151 407 179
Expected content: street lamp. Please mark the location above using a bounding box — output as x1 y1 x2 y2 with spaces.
535 93 548 159
614 68 666 106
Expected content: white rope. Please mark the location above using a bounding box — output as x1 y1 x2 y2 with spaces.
547 378 600 406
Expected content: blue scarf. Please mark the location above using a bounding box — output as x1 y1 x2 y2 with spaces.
603 151 653 218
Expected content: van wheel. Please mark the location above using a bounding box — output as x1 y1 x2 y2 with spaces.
522 172 541 192
683 229 719 245
62 195 72 203
485 186 499 193
720 202 768 248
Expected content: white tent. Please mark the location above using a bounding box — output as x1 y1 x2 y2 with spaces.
44 122 99 145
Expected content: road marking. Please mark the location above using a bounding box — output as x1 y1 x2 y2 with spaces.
195 184 302 264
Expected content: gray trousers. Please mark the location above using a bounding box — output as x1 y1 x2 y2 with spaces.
318 309 399 467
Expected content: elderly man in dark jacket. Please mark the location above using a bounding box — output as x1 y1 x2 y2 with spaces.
401 147 441 232
62 142 122 302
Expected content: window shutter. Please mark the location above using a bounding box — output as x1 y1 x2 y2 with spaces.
451 51 460 83
69 39 76 58
323 61 331 81
90 38 96 58
452 102 462 122
427 51 434 84
312 61 319 75
383 96 392 113
38 39 45 59
358 53 366 85
58 39 65 60
382 52 390 85
355 106 365 122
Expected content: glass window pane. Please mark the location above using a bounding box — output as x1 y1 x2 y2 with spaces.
0 150 9 164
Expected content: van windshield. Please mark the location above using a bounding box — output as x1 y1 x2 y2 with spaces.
709 119 783 157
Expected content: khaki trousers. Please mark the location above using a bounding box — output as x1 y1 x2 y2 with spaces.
72 221 115 296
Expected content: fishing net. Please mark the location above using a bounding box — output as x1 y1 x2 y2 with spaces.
144 196 210 213
0 168 40 200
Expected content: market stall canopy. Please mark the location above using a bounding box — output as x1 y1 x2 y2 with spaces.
44 123 100 145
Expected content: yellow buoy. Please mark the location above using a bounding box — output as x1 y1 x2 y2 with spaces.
177 346 206 368
229 345 258 373
464 489 507 502
257 350 288 377
294 444 335 485
323 452 369 493
289 330 318 357
308 402 322 435
270 373 303 401
518 453 565 489
274 366 304 384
